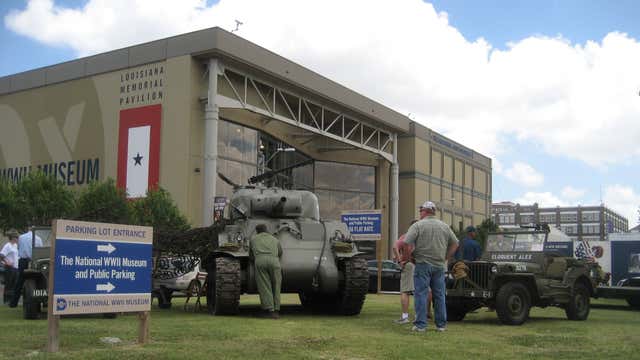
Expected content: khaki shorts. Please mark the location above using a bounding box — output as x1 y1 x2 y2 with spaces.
400 262 415 293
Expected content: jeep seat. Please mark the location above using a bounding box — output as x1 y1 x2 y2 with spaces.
546 257 568 279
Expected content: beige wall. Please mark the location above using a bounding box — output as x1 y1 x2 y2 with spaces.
398 135 492 232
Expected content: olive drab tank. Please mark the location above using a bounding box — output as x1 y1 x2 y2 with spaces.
207 164 369 315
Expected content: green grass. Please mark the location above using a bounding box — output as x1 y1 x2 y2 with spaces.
1 295 639 359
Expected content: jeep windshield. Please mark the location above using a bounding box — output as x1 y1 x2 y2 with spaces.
485 232 546 252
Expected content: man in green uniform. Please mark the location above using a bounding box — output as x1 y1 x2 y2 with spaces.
250 224 283 319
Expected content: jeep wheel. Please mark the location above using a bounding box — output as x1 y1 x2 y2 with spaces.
158 287 172 309
626 296 640 310
23 279 40 320
565 282 590 320
447 305 467 321
496 282 531 325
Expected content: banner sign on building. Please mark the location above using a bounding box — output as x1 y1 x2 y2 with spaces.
341 210 382 241
51 219 153 315
117 104 162 198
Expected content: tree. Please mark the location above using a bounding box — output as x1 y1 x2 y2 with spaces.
129 187 190 233
0 178 17 232
74 179 130 224
12 172 75 229
476 218 499 251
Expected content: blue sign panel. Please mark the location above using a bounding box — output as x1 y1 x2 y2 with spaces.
54 239 151 295
611 241 640 284
544 242 573 257
341 210 382 241
51 220 153 315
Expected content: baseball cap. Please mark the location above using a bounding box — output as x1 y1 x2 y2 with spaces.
419 201 436 211
465 226 477 233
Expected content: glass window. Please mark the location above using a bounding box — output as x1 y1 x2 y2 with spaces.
560 212 577 222
540 213 556 223
313 161 376 220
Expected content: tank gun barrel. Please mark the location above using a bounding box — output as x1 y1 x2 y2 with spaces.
218 172 240 189
248 159 313 185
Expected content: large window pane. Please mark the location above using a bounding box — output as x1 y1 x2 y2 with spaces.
243 127 258 163
227 123 244 161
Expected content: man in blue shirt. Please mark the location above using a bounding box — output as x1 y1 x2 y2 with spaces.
9 229 43 308
455 226 482 261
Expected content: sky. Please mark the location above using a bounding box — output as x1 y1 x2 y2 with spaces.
1 0 640 226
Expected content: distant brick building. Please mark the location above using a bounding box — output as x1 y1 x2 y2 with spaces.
492 202 628 242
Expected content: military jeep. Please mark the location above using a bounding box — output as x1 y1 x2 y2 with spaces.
21 227 53 319
445 225 602 325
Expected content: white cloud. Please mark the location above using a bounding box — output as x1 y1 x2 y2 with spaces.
503 162 544 187
515 192 568 207
5 0 640 167
603 184 640 227
561 186 586 200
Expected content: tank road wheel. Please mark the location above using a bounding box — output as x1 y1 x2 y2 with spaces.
336 257 369 315
23 279 41 320
495 282 531 325
158 287 173 309
207 257 241 315
446 305 467 322
565 282 590 320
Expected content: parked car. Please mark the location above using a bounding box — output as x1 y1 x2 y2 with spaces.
367 260 401 293
152 255 206 309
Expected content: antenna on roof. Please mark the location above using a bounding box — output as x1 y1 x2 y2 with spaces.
232 20 244 33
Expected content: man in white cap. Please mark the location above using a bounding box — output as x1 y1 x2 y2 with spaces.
404 201 459 332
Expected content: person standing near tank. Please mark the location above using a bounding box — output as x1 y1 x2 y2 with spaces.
454 226 482 261
1 229 20 304
9 229 43 308
404 201 459 332
392 220 434 323
250 224 283 319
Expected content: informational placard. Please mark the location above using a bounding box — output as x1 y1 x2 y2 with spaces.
213 196 227 222
341 210 382 241
50 219 153 315
544 242 574 257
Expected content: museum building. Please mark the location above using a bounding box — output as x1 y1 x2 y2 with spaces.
0 27 492 259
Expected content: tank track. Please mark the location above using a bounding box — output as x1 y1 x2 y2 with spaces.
208 257 241 315
337 256 369 315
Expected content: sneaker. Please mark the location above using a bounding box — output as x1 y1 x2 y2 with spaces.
436 327 446 332
393 317 410 324
411 326 426 332
271 311 280 319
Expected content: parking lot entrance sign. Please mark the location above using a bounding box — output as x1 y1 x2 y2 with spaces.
47 219 153 352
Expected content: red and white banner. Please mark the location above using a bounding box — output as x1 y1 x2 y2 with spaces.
117 105 161 198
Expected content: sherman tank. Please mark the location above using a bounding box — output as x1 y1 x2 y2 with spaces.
206 162 369 315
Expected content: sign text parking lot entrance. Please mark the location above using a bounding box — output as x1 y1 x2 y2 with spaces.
52 220 153 315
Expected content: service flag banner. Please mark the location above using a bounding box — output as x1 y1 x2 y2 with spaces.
117 105 161 198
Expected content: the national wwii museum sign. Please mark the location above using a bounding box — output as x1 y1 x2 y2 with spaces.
341 210 382 241
51 219 152 315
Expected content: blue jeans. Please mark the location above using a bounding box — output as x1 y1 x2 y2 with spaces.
413 262 446 329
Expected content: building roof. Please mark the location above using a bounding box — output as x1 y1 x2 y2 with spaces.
0 27 410 133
